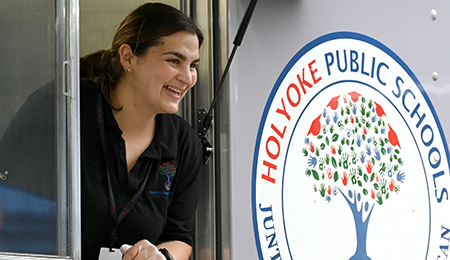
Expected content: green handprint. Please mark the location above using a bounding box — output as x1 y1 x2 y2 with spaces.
357 166 363 176
305 169 311 177
376 192 383 205
351 151 357 164
341 153 349 169
330 124 335 134
319 183 326 197
302 148 308 156
319 158 325 171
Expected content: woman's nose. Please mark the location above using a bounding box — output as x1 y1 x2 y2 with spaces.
177 65 195 86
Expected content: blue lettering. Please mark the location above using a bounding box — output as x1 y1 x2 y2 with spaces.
337 50 348 72
411 103 426 128
430 147 441 169
393 76 403 98
377 62 389 86
350 50 359 72
361 52 370 76
421 125 434 147
441 226 450 241
325 52 334 76
433 171 448 202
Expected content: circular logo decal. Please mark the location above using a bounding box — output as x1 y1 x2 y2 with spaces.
252 32 450 259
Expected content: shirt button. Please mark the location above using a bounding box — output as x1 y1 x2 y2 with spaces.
119 149 124 155
121 168 126 174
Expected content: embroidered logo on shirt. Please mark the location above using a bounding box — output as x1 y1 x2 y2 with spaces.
159 162 176 190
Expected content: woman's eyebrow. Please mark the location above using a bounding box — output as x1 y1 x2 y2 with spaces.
163 51 200 63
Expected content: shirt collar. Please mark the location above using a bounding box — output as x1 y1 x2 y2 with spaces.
102 100 178 160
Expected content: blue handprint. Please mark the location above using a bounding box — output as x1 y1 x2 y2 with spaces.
396 171 406 183
371 114 377 123
373 147 381 161
352 103 358 115
323 108 328 119
308 156 317 168
359 151 366 164
325 195 331 203
381 127 386 134
346 128 352 138
333 186 338 196
326 115 331 125
365 144 372 156
387 164 394 178
367 137 372 144
386 145 393 154
356 135 362 147
304 137 310 145
333 112 339 123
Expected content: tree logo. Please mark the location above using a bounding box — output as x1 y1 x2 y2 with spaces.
303 92 404 260
252 32 450 260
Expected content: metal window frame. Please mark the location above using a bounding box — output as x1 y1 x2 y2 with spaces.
0 0 80 258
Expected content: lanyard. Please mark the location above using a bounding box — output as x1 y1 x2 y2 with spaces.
96 92 152 251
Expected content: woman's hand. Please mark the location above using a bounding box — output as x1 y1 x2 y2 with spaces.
121 240 166 260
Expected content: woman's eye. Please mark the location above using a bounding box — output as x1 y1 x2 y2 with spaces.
168 59 180 65
190 63 199 70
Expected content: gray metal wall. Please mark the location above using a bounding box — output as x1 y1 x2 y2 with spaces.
226 0 450 259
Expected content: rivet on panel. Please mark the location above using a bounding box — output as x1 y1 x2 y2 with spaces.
431 9 438 21
432 72 439 81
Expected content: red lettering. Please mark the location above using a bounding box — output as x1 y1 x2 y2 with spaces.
261 160 276 184
275 98 291 121
297 68 313 94
287 83 300 107
266 136 280 160
271 124 286 139
309 59 322 84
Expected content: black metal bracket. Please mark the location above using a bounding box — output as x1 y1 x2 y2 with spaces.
198 109 213 164
197 0 258 164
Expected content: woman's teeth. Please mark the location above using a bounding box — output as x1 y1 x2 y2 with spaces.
165 85 182 95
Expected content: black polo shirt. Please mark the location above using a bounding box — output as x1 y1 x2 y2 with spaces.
80 79 202 259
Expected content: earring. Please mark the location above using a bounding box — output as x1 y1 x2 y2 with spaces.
126 67 132 73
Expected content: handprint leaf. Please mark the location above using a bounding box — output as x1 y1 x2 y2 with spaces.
334 172 339 182
312 170 320 180
332 157 337 168
370 172 375 182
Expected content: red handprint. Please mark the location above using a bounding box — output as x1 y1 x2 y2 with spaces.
342 172 349 186
331 145 336 154
342 94 348 104
309 142 315 153
327 168 332 179
370 189 376 199
389 179 396 192
376 173 379 182
363 126 367 135
366 160 373 174
327 185 332 195
350 115 354 124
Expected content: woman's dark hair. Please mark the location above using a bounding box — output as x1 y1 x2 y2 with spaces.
80 3 204 103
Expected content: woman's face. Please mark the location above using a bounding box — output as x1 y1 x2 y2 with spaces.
128 31 200 115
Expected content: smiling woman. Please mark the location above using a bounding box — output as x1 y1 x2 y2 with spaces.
79 3 204 260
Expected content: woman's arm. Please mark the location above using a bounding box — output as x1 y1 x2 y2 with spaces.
158 240 192 260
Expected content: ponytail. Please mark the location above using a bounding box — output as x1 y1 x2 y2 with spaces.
80 49 123 105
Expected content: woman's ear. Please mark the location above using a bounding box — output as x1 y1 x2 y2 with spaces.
118 44 134 72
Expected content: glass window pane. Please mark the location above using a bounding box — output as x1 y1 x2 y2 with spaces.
0 0 68 256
